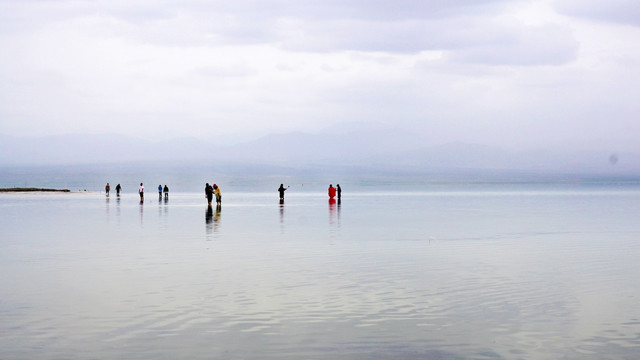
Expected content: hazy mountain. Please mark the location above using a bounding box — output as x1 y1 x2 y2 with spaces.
221 128 426 165
1 132 638 176
0 129 425 166
0 134 219 165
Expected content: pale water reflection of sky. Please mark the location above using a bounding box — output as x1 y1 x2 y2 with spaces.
1 190 639 358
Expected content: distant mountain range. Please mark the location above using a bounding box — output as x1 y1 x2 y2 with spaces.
1 132 638 177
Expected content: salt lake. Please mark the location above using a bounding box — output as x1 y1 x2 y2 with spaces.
1 185 639 359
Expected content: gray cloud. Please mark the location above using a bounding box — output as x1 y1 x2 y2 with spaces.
0 0 577 66
276 18 579 66
554 0 640 26
0 0 515 51
449 24 579 66
178 0 509 22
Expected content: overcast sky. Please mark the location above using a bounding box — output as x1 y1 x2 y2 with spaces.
1 0 639 151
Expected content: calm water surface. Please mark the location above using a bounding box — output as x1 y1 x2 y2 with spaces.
1 188 639 359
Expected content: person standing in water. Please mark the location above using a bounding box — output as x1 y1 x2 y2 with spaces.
278 184 289 201
328 184 336 199
336 184 342 200
105 183 110 196
158 184 163 198
213 184 222 206
205 183 213 207
115 183 121 196
163 185 169 199
138 183 144 202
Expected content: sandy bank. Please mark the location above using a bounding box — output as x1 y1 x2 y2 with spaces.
0 187 71 192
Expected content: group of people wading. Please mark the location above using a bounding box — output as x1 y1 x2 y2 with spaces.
105 182 168 203
278 183 342 202
328 184 341 200
105 182 342 205
104 183 123 197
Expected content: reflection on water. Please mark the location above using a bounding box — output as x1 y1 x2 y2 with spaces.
1 189 640 359
329 199 342 236
205 205 213 235
279 199 285 233
328 198 337 226
163 197 168 215
205 204 222 239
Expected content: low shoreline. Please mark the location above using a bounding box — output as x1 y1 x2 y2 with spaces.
0 187 71 193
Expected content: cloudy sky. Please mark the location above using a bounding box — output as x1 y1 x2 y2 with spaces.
1 0 639 151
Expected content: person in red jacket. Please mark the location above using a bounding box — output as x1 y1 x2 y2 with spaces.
328 184 336 199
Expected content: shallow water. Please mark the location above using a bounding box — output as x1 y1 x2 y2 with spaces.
1 188 639 359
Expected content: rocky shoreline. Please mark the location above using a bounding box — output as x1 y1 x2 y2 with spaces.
0 187 71 192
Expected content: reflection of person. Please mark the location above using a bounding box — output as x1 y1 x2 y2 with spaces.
205 205 221 235
163 185 169 199
336 184 341 200
138 183 144 202
328 184 336 199
206 205 213 224
213 184 222 205
105 183 110 195
115 183 121 196
214 204 221 230
205 183 213 206
278 184 288 200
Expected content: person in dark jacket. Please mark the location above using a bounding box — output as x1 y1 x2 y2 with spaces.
278 184 288 200
205 183 213 206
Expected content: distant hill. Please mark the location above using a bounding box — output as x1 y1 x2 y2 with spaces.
0 133 219 165
1 132 638 176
